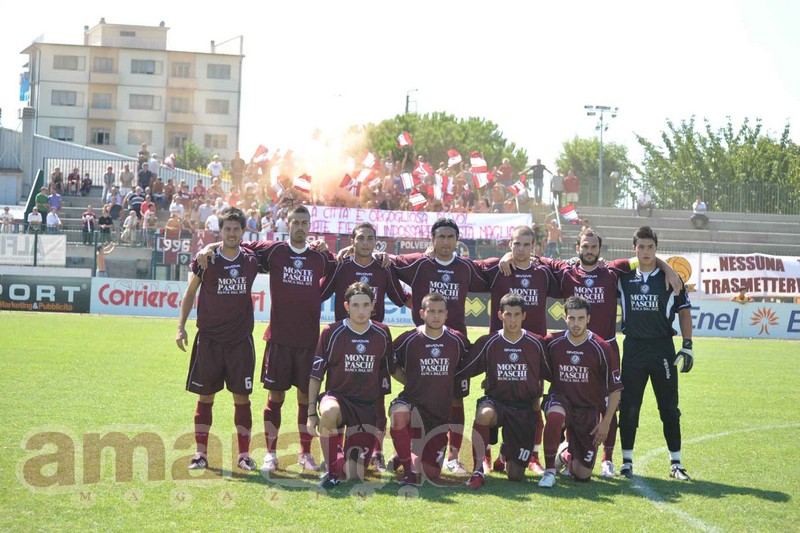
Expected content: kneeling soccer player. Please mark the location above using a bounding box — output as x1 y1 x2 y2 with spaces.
389 292 470 485
539 296 622 487
307 282 393 488
463 293 550 489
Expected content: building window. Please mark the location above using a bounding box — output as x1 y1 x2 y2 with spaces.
91 93 112 109
171 62 191 78
93 57 114 73
207 64 231 80
131 59 159 75
120 30 136 37
169 97 190 113
50 126 75 142
128 129 152 145
52 90 78 106
204 134 227 150
205 99 229 115
168 132 189 149
130 94 158 110
90 128 111 146
53 55 80 70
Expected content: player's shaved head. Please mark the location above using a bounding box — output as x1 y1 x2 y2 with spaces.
288 205 310 220
513 225 535 240
421 291 446 310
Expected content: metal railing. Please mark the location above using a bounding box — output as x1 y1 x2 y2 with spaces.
632 182 800 216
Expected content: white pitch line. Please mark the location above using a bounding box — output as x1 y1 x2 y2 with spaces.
629 423 800 532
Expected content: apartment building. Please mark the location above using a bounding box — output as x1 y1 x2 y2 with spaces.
21 20 243 161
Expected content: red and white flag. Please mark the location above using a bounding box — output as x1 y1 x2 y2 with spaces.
269 181 285 202
355 168 379 186
470 152 488 172
252 145 271 164
294 173 312 194
413 161 434 180
472 171 494 189
339 173 361 197
400 172 419 192
447 149 462 169
508 179 527 196
361 151 378 169
409 190 427 211
397 131 412 147
559 205 581 223
432 174 451 201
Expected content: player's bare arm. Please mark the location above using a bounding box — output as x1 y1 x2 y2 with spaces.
592 390 621 447
306 377 323 437
176 272 202 351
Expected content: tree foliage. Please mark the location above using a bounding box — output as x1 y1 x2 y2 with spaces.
362 112 529 171
636 118 800 213
555 136 636 207
175 141 212 173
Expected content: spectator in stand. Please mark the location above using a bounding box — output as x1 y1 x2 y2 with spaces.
579 218 593 238
226 186 241 207
164 212 182 232
1 206 14 233
46 207 62 233
260 210 274 240
207 177 224 201
205 208 220 233
691 195 709 229
544 219 562 259
67 167 81 196
231 151 246 190
551 168 565 207
497 157 514 186
176 181 192 211
563 170 580 206
35 187 49 217
637 189 654 217
121 210 139 244
102 166 115 202
80 172 93 197
27 209 43 233
532 221 545 256
106 186 123 224
137 143 150 169
148 153 161 176
138 163 154 191
273 209 289 241
521 158 552 205
731 288 754 304
95 241 116 278
245 209 260 241
82 205 97 245
151 177 165 209
169 197 185 220
142 206 159 247
48 187 62 213
181 212 196 235
164 178 176 207
207 155 223 179
98 205 113 243
198 198 214 227
192 178 207 202
119 163 134 196
49 167 64 195
125 186 145 217
244 175 259 205
141 196 156 217
491 181 506 212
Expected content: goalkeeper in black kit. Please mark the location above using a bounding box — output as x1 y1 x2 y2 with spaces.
616 227 694 481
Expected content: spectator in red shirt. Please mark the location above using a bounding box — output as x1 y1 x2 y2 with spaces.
563 170 580 206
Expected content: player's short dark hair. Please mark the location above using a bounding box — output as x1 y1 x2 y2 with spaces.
578 229 603 248
431 217 459 239
287 205 309 220
218 207 246 229
421 292 446 309
564 296 591 314
513 225 535 240
633 226 658 247
499 293 526 313
351 222 376 239
344 281 375 303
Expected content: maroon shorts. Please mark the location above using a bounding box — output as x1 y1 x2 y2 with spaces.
320 392 379 465
185 333 256 396
543 393 601 471
477 396 538 466
389 393 449 479
261 342 314 393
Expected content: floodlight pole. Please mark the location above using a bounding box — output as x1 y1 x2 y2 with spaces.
584 105 618 207
405 89 418 114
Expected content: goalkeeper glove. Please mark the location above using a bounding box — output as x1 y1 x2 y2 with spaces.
674 339 694 373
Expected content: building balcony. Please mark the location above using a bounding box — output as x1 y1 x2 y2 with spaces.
168 77 198 90
89 71 120 85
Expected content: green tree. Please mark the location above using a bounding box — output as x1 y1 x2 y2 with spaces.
555 136 636 207
361 112 529 172
636 118 800 214
175 142 212 173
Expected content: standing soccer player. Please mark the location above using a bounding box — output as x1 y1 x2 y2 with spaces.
617 226 694 480
320 222 410 471
462 293 551 489
389 292 470 485
176 207 260 472
538 297 623 487
307 282 392 488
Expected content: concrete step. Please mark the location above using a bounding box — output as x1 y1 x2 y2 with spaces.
561 224 799 246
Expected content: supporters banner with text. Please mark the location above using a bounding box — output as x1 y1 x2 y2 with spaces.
305 205 531 239
0 234 66 266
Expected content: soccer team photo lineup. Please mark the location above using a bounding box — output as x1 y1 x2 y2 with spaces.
173 210 696 489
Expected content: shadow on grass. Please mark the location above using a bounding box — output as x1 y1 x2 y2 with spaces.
627 475 791 504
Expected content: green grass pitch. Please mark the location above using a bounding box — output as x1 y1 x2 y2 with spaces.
1 312 798 531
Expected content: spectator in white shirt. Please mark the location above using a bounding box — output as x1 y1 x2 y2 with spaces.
205 209 220 232
197 198 214 226
46 208 62 233
636 189 653 217
207 155 223 179
27 210 42 232
691 196 709 229
1 206 14 233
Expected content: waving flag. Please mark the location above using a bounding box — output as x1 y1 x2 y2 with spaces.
397 131 412 147
400 172 419 192
339 173 361 197
413 161 434 180
508 179 527 196
472 171 494 189
355 168 379 186
447 149 462 169
559 205 581 223
470 152 488 172
361 151 378 169
409 190 427 211
252 145 271 164
294 173 312 194
269 181 285 202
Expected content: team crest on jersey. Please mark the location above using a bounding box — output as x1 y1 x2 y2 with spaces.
641 284 650 294
570 354 581 365
585 278 594 287
509 353 519 363
355 343 367 353
430 347 441 357
229 268 239 278
520 278 530 288
293 259 303 269
360 276 370 284
441 273 451 283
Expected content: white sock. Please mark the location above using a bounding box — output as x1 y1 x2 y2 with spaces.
533 444 541 453
669 450 681 463
622 449 634 462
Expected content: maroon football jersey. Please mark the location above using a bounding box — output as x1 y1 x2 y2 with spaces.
392 326 470 425
482 257 560 335
545 330 623 409
320 257 409 322
190 247 259 342
392 253 489 336
244 241 336 348
460 330 550 405
311 320 392 402
544 258 631 342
